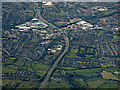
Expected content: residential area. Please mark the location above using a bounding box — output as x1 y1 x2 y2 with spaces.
2 2 120 88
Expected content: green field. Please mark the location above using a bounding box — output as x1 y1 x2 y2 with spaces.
53 69 67 76
2 38 8 40
99 31 104 35
24 10 34 17
105 68 119 73
66 68 102 77
17 81 34 88
54 51 60 56
87 79 105 88
31 38 39 42
14 61 24 67
76 61 83 64
37 70 46 76
27 67 33 72
2 80 21 87
13 39 18 42
57 10 66 16
65 48 80 58
32 62 49 76
32 62 49 71
4 61 14 65
112 35 118 41
8 65 18 70
98 82 118 88
103 11 113 15
75 78 87 87
3 66 16 73
101 70 118 80
19 66 27 70
53 72 60 77
9 57 16 60
75 71 98 77
62 67 75 70
45 80 71 88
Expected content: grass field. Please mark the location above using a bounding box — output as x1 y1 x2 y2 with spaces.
53 69 66 76
70 49 78 53
113 36 118 39
53 72 60 77
75 78 87 87
27 67 33 72
77 68 102 72
65 48 80 58
105 68 119 73
66 68 102 77
14 61 24 67
54 51 60 56
37 70 46 76
31 38 39 42
2 80 21 86
101 70 118 80
45 80 71 88
32 62 49 76
99 31 104 35
19 66 27 70
75 71 98 77
13 39 18 42
98 82 118 88
24 10 34 17
32 62 50 71
76 61 83 63
62 67 75 70
2 38 8 40
4 61 13 65
103 11 113 15
112 35 118 41
9 57 16 60
87 79 105 88
57 10 66 16
8 65 18 70
3 66 16 73
25 63 29 67
17 81 34 88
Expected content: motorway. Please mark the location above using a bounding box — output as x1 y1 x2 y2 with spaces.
36 7 70 89
39 36 69 89
37 9 57 29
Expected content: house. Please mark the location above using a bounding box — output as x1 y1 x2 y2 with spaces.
114 71 120 74
57 45 62 50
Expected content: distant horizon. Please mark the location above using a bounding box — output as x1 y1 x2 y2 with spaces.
1 0 120 2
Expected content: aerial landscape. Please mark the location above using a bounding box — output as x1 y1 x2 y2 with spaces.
2 2 120 88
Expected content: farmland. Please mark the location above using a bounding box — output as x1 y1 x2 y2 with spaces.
101 71 119 80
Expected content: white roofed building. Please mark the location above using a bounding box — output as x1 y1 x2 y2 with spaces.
18 26 31 29
44 2 53 6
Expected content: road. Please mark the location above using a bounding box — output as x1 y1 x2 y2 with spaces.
39 36 69 89
37 9 57 29
35 6 70 89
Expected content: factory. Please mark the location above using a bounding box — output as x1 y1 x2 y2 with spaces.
15 18 48 31
77 20 93 28
43 2 53 6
